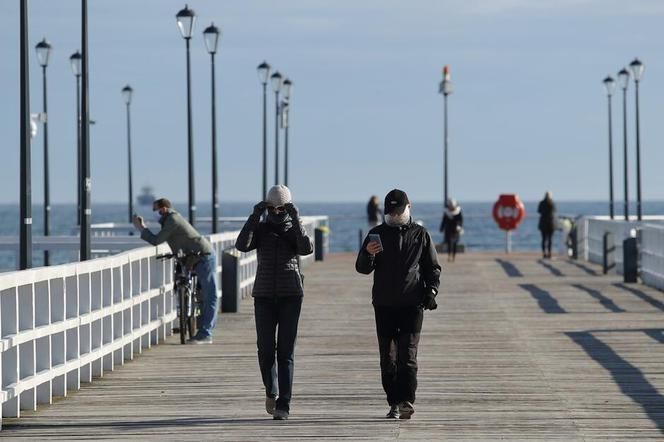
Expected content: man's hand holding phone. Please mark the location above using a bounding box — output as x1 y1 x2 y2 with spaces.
366 233 383 255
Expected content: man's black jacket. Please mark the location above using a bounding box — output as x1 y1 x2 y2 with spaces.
356 220 441 306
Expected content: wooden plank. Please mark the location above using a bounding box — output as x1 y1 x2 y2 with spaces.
2 252 663 440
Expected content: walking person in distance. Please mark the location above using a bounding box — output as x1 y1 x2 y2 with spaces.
367 195 382 227
537 191 557 259
439 198 464 262
356 189 441 419
235 185 314 420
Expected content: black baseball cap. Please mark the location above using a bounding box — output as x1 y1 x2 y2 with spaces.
384 189 410 215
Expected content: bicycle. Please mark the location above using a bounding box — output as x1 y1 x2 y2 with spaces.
157 251 205 344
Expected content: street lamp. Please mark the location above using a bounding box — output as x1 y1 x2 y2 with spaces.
70 51 82 226
629 58 644 220
603 76 615 220
257 61 270 199
80 0 92 261
438 65 453 205
19 0 32 269
176 4 197 225
122 85 134 223
203 22 221 233
36 38 52 265
282 78 292 187
271 71 283 184
618 67 630 220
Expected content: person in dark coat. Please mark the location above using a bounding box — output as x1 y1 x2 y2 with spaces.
235 185 314 421
356 189 441 420
439 198 463 262
537 191 557 259
367 195 382 227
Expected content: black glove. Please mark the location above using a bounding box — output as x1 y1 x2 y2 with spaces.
253 201 267 217
284 202 299 218
421 288 438 311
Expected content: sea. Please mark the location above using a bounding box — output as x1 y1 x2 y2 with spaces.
2 200 663 271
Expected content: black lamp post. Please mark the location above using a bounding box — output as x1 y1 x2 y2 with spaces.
629 58 644 221
80 0 92 261
257 61 270 199
19 0 32 270
281 78 292 187
603 76 615 220
618 67 630 221
439 65 453 205
204 22 221 233
122 85 134 223
36 38 52 265
176 4 197 225
271 71 283 184
70 51 82 226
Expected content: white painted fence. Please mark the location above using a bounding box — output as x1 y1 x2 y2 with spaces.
639 224 664 291
579 216 664 275
0 216 327 428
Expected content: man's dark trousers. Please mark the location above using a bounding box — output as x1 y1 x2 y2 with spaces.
374 304 424 406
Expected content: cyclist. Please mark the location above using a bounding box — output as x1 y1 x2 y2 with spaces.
132 198 217 344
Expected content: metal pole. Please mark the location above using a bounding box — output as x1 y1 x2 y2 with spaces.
634 80 642 221
284 122 289 187
443 92 449 205
42 65 50 265
262 83 267 200
622 86 629 221
607 93 614 219
274 91 280 184
76 75 81 226
211 52 219 233
19 0 32 270
80 0 91 261
185 38 196 226
126 102 133 222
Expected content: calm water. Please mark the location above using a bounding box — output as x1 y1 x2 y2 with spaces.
2 201 663 271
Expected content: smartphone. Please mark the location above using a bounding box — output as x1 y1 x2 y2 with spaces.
367 233 383 252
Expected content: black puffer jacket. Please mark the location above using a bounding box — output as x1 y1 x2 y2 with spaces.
235 214 314 298
356 220 441 306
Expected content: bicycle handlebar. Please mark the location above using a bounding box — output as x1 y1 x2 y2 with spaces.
156 251 210 261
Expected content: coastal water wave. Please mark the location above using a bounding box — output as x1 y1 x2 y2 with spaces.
1 201 662 270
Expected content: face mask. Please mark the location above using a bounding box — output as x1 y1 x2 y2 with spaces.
267 211 289 224
153 210 162 222
385 206 411 226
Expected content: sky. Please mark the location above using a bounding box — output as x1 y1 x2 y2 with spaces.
2 0 664 205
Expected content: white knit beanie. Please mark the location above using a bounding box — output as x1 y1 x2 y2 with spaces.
266 185 292 206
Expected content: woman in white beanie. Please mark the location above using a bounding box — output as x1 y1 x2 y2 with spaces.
235 185 314 420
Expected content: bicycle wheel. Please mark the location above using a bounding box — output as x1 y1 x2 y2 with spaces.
177 285 188 344
187 289 198 339
187 276 199 339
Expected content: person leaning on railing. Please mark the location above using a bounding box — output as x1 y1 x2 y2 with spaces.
132 198 218 344
235 185 314 421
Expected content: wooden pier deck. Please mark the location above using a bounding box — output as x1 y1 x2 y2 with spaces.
2 252 663 440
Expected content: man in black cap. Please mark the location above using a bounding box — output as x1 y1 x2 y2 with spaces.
355 189 441 419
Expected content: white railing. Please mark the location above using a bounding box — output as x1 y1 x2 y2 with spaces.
0 216 327 428
0 243 176 427
581 216 664 275
640 224 664 291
